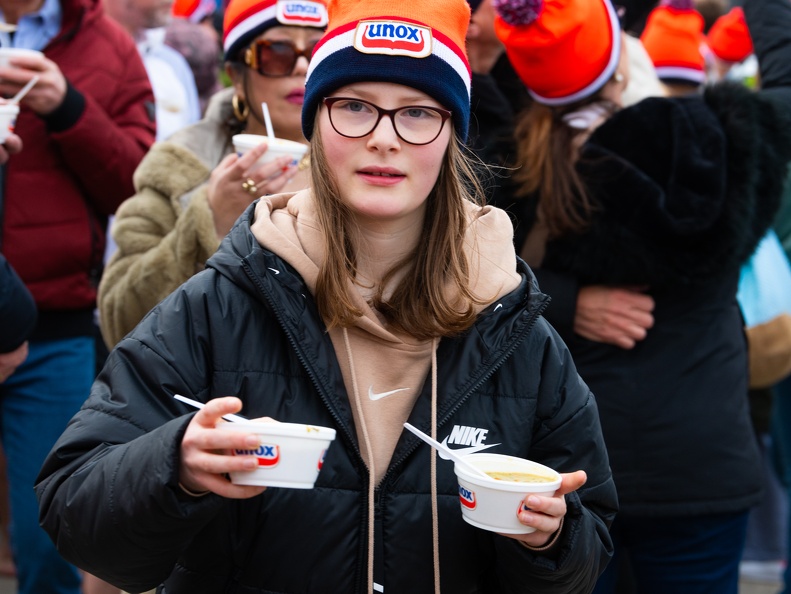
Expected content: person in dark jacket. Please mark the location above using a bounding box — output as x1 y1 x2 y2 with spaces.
35 0 618 592
491 0 791 591
0 254 36 384
0 0 155 590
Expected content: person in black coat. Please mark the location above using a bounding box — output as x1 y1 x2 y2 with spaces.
491 0 791 590
0 253 36 383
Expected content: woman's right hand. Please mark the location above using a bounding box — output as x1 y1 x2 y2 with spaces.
207 143 297 239
574 285 655 349
179 396 268 499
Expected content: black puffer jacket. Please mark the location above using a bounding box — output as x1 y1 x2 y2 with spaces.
508 0 791 517
36 207 618 594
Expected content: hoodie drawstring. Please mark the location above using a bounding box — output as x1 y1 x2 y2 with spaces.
430 337 440 593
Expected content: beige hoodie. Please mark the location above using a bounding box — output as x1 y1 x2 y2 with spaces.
251 190 521 482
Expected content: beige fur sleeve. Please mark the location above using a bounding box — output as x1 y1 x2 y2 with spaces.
98 143 220 348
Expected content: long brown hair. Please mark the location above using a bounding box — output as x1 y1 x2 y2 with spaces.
310 122 489 340
513 100 611 237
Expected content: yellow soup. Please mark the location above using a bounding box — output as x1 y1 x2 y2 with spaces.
485 471 556 483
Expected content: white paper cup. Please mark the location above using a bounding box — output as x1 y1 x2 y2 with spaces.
226 421 336 489
0 48 44 68
454 453 562 534
232 133 308 169
0 104 20 143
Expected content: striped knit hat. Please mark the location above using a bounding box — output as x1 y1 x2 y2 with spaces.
707 7 753 63
640 0 706 85
302 0 472 140
492 0 621 106
223 0 329 62
172 0 215 23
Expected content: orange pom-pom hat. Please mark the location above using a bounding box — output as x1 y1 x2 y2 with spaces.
707 7 753 63
641 0 706 85
492 0 622 105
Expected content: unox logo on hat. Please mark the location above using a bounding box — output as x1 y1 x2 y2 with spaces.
276 0 328 27
234 443 281 467
459 484 476 510
354 20 432 58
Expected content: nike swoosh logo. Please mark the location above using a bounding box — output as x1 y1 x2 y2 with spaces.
368 386 409 401
268 268 280 275
438 436 500 459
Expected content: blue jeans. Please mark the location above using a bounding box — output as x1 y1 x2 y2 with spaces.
592 511 749 594
772 375 791 594
0 337 94 594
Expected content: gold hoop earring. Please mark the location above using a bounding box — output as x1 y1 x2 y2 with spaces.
232 94 249 122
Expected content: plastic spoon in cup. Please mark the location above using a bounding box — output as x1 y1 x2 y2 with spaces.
173 394 248 423
404 422 490 479
10 75 39 105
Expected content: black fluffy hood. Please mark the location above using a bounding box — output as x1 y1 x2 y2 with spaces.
543 82 791 287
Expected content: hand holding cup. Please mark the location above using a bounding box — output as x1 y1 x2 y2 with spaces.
207 141 297 239
0 49 67 115
179 396 270 499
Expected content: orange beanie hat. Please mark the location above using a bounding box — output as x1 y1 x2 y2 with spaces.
492 0 621 105
172 0 216 22
223 0 329 61
641 0 706 85
707 7 753 63
303 0 472 139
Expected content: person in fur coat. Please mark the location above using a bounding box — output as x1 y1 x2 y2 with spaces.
491 0 791 591
97 0 327 348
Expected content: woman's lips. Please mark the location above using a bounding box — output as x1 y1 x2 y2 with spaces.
357 168 405 186
285 90 305 105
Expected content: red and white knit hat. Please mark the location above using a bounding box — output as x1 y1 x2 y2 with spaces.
302 0 472 140
172 0 216 23
223 0 329 62
707 7 753 63
641 0 706 85
492 0 622 105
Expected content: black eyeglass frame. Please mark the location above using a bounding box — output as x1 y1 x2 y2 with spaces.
322 97 452 146
244 39 315 77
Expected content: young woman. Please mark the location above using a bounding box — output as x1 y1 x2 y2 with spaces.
97 0 328 348
491 0 791 591
37 0 617 592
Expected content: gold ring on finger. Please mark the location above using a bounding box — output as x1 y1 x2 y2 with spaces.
241 178 258 196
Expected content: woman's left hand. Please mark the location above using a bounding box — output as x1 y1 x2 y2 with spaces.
503 470 587 548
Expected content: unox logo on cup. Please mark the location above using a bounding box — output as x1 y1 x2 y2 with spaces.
276 1 328 27
459 484 476 510
354 20 432 58
234 443 281 467
317 448 327 471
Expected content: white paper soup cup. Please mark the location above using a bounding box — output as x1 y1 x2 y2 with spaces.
0 48 44 68
226 421 336 489
232 133 308 169
454 453 562 534
0 104 19 143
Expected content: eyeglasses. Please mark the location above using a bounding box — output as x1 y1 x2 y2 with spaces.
244 39 317 77
322 97 452 145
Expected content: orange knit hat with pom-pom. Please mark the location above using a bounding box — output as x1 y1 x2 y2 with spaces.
641 0 706 85
492 0 622 105
707 7 753 63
